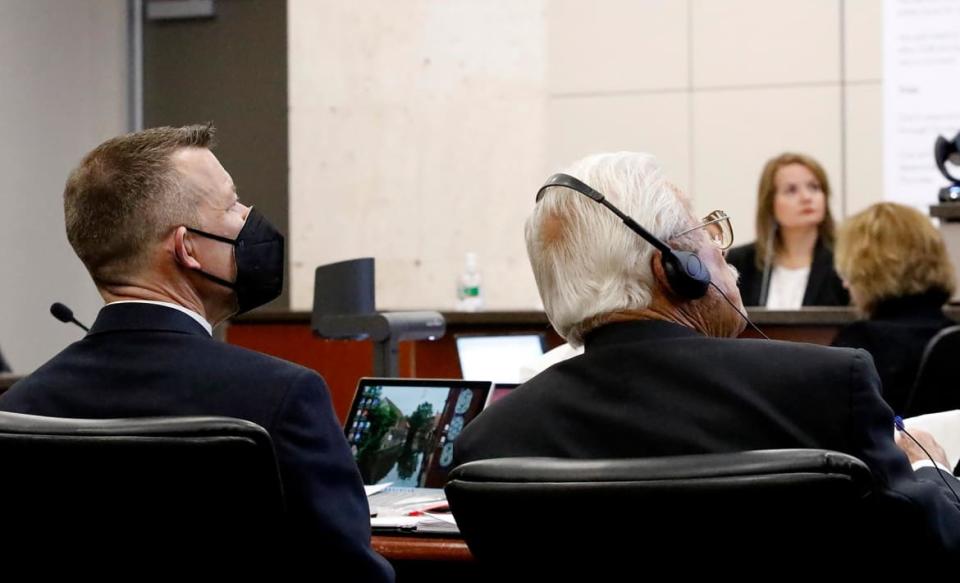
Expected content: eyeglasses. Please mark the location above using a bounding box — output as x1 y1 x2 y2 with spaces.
675 210 734 250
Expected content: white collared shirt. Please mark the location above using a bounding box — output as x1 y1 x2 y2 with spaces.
912 459 954 473
106 300 213 336
764 265 810 310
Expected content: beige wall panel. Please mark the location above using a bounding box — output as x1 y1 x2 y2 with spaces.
289 0 546 311
845 83 883 216
546 92 691 193
692 85 843 244
845 0 882 82
548 0 688 94
286 0 885 312
692 0 840 87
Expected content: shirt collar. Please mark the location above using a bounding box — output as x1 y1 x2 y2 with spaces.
105 300 213 335
583 319 702 351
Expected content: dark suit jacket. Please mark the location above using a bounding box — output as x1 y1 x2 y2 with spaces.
726 238 849 306
454 320 960 554
0 346 9 373
0 303 393 580
832 292 956 415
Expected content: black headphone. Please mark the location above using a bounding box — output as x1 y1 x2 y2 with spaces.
535 173 711 300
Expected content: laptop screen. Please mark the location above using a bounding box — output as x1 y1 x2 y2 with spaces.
344 378 492 488
456 333 546 384
484 382 519 408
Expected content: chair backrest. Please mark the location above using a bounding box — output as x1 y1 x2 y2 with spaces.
905 324 960 416
446 449 881 568
0 412 285 553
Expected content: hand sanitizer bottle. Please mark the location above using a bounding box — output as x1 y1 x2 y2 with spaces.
456 252 484 312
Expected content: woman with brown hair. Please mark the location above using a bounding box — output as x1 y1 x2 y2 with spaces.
832 202 956 413
726 153 849 308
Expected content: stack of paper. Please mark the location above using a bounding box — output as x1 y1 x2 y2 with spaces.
366 485 459 534
902 410 960 470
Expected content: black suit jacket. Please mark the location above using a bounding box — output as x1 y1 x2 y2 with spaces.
454 320 960 554
726 238 849 306
832 292 956 414
0 303 393 580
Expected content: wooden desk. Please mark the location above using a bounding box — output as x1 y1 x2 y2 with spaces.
2 308 864 407
373 534 473 562
227 307 915 423
738 307 857 344
373 534 480 582
226 310 565 423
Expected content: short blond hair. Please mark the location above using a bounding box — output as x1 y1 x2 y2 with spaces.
835 202 955 315
64 124 215 284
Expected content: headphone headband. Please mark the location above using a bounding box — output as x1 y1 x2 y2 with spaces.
535 172 710 299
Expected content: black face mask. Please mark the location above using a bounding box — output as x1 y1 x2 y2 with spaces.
186 207 284 315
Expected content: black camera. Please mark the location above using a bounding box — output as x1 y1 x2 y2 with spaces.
936 132 960 202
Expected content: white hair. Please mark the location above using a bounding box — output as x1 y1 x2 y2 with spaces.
525 152 694 346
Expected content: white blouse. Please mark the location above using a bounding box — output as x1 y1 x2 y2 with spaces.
764 265 810 310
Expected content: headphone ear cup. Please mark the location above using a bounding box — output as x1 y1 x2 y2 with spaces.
661 250 710 300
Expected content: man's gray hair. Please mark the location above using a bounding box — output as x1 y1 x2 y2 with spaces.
525 152 693 346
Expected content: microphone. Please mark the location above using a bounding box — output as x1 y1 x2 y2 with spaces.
50 302 90 333
758 220 777 306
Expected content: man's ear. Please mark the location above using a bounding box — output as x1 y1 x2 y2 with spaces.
173 226 203 270
649 251 675 297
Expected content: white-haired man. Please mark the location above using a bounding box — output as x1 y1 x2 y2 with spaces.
454 151 960 555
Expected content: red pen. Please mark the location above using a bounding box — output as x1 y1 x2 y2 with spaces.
406 500 450 516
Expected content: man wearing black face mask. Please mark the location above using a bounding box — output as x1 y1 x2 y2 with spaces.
0 125 394 580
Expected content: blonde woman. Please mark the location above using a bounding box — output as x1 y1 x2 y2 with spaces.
726 153 849 308
832 202 956 413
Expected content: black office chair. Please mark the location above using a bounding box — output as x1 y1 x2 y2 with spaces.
446 449 894 570
905 324 960 416
0 412 285 562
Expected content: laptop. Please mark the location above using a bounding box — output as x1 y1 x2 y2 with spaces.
344 377 492 523
455 333 546 384
484 382 519 408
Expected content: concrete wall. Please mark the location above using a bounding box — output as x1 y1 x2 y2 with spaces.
0 0 128 372
288 0 883 311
